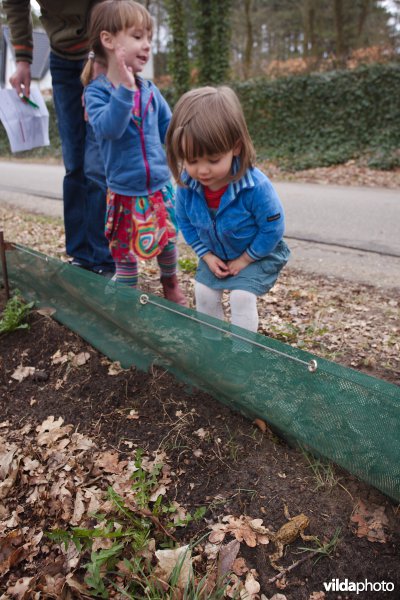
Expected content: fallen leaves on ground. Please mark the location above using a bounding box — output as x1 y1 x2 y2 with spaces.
209 515 271 547
0 415 274 598
258 159 400 189
51 349 90 367
350 499 388 543
0 417 174 593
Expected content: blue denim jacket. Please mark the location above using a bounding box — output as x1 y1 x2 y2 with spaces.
84 75 171 196
176 167 285 261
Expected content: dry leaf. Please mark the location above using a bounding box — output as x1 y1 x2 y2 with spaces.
150 484 167 502
194 427 207 439
71 352 90 367
36 417 73 447
11 366 35 382
232 557 248 576
6 576 34 599
351 500 388 543
203 542 221 560
253 418 267 433
51 350 70 365
36 307 56 316
107 361 126 375
71 490 86 525
0 449 20 500
217 539 240 578
95 451 124 474
240 571 260 599
0 530 25 576
226 515 270 547
155 545 193 590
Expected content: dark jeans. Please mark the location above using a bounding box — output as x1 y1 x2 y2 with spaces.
50 52 114 270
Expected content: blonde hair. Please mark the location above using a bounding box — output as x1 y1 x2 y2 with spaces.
81 0 153 86
166 86 256 186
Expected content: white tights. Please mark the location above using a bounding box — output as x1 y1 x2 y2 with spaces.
194 282 259 332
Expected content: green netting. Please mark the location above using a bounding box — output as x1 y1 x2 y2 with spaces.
4 244 400 501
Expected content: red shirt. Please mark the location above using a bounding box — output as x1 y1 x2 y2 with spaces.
204 185 228 210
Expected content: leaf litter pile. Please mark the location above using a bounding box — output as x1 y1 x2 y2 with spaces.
1 204 400 599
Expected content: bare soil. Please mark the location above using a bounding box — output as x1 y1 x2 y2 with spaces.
1 286 399 600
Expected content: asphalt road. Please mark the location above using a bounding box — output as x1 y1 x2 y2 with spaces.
0 160 399 290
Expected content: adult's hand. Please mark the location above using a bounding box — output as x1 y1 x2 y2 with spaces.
9 61 31 97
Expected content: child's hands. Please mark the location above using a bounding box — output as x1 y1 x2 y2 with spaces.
203 253 230 278
227 253 253 276
115 44 136 89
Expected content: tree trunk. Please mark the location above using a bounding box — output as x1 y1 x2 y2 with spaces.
334 0 345 64
243 0 253 78
303 0 317 58
357 0 370 45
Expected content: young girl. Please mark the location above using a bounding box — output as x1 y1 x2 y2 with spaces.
82 0 187 305
165 86 290 334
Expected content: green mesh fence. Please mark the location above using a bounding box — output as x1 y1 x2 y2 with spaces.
4 244 400 502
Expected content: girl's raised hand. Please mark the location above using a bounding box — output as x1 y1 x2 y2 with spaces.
115 45 136 90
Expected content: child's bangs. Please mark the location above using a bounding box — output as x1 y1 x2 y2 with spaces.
113 2 153 36
181 114 233 162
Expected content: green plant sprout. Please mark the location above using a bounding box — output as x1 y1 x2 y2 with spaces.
178 256 198 274
0 291 34 334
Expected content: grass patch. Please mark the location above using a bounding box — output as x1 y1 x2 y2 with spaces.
301 449 341 491
298 527 342 564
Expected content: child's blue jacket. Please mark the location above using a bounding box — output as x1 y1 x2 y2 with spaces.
176 167 285 261
84 75 171 196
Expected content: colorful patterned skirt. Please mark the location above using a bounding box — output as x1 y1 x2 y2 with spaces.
105 183 177 262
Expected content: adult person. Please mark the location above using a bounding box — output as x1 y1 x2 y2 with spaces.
3 0 115 276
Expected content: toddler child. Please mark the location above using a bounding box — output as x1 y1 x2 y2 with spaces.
82 0 187 305
165 86 290 334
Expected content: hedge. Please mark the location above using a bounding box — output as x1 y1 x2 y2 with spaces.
232 63 400 170
1 63 399 170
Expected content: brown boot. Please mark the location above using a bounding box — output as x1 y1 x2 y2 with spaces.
160 275 188 307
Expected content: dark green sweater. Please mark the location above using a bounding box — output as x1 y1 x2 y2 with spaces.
3 0 103 62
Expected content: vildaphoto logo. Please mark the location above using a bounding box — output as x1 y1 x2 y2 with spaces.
323 579 395 594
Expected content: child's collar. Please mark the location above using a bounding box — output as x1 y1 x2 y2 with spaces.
182 164 255 197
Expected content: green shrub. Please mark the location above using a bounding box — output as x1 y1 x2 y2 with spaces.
232 63 400 170
0 293 34 334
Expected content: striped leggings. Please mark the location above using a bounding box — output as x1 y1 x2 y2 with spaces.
114 242 177 287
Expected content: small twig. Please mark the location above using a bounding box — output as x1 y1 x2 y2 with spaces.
268 549 320 583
